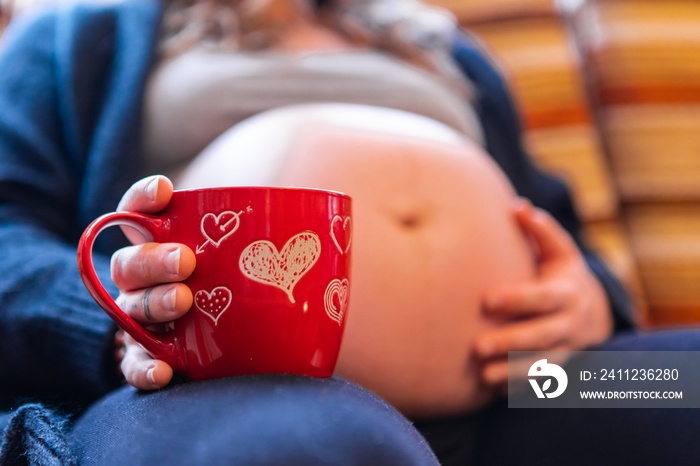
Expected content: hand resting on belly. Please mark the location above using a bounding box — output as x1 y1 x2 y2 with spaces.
176 103 536 418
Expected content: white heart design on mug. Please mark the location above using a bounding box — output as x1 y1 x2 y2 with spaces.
197 211 241 254
194 286 232 326
324 278 349 325
330 215 352 254
239 232 321 303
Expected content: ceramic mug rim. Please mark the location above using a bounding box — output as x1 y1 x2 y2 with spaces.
173 185 351 201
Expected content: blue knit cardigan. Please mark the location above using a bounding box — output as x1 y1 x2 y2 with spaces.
0 0 634 459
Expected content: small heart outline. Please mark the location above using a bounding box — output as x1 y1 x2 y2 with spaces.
194 286 233 326
331 215 352 255
197 210 241 254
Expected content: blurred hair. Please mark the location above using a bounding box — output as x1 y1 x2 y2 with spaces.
161 1 457 51
159 0 468 95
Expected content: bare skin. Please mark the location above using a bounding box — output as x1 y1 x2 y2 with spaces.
113 115 612 416
113 176 612 407
112 0 613 413
112 176 196 389
0 0 12 37
475 200 613 393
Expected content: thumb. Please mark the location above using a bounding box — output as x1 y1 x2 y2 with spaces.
513 198 578 262
117 175 173 213
117 175 174 245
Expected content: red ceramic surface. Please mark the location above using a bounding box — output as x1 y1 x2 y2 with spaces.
78 187 352 380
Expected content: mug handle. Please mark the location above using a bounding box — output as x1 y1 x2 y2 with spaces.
77 211 186 374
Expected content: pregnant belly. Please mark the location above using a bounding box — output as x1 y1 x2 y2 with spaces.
176 104 536 418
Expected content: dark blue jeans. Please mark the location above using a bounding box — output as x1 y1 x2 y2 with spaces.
69 374 438 465
5 330 700 465
416 329 700 465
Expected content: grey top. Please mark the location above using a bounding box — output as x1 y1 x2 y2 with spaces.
141 48 484 177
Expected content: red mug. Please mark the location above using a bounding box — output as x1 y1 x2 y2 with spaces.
78 187 352 380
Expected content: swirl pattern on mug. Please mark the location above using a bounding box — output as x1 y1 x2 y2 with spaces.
324 278 349 325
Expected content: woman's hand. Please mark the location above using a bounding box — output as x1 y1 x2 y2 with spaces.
111 176 196 390
0 0 13 37
474 199 614 388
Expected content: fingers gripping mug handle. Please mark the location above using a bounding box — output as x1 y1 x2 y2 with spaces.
77 211 186 373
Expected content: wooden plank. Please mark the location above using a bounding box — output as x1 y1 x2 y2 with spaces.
626 202 700 325
426 0 558 24
603 104 700 201
583 217 650 326
526 124 618 221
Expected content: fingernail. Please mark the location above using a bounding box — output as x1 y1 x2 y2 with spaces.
147 367 157 385
163 286 177 310
165 248 180 275
477 341 494 357
483 367 501 385
146 176 160 202
486 295 502 310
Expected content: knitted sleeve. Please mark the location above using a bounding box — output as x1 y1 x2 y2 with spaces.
0 7 122 407
0 404 75 465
